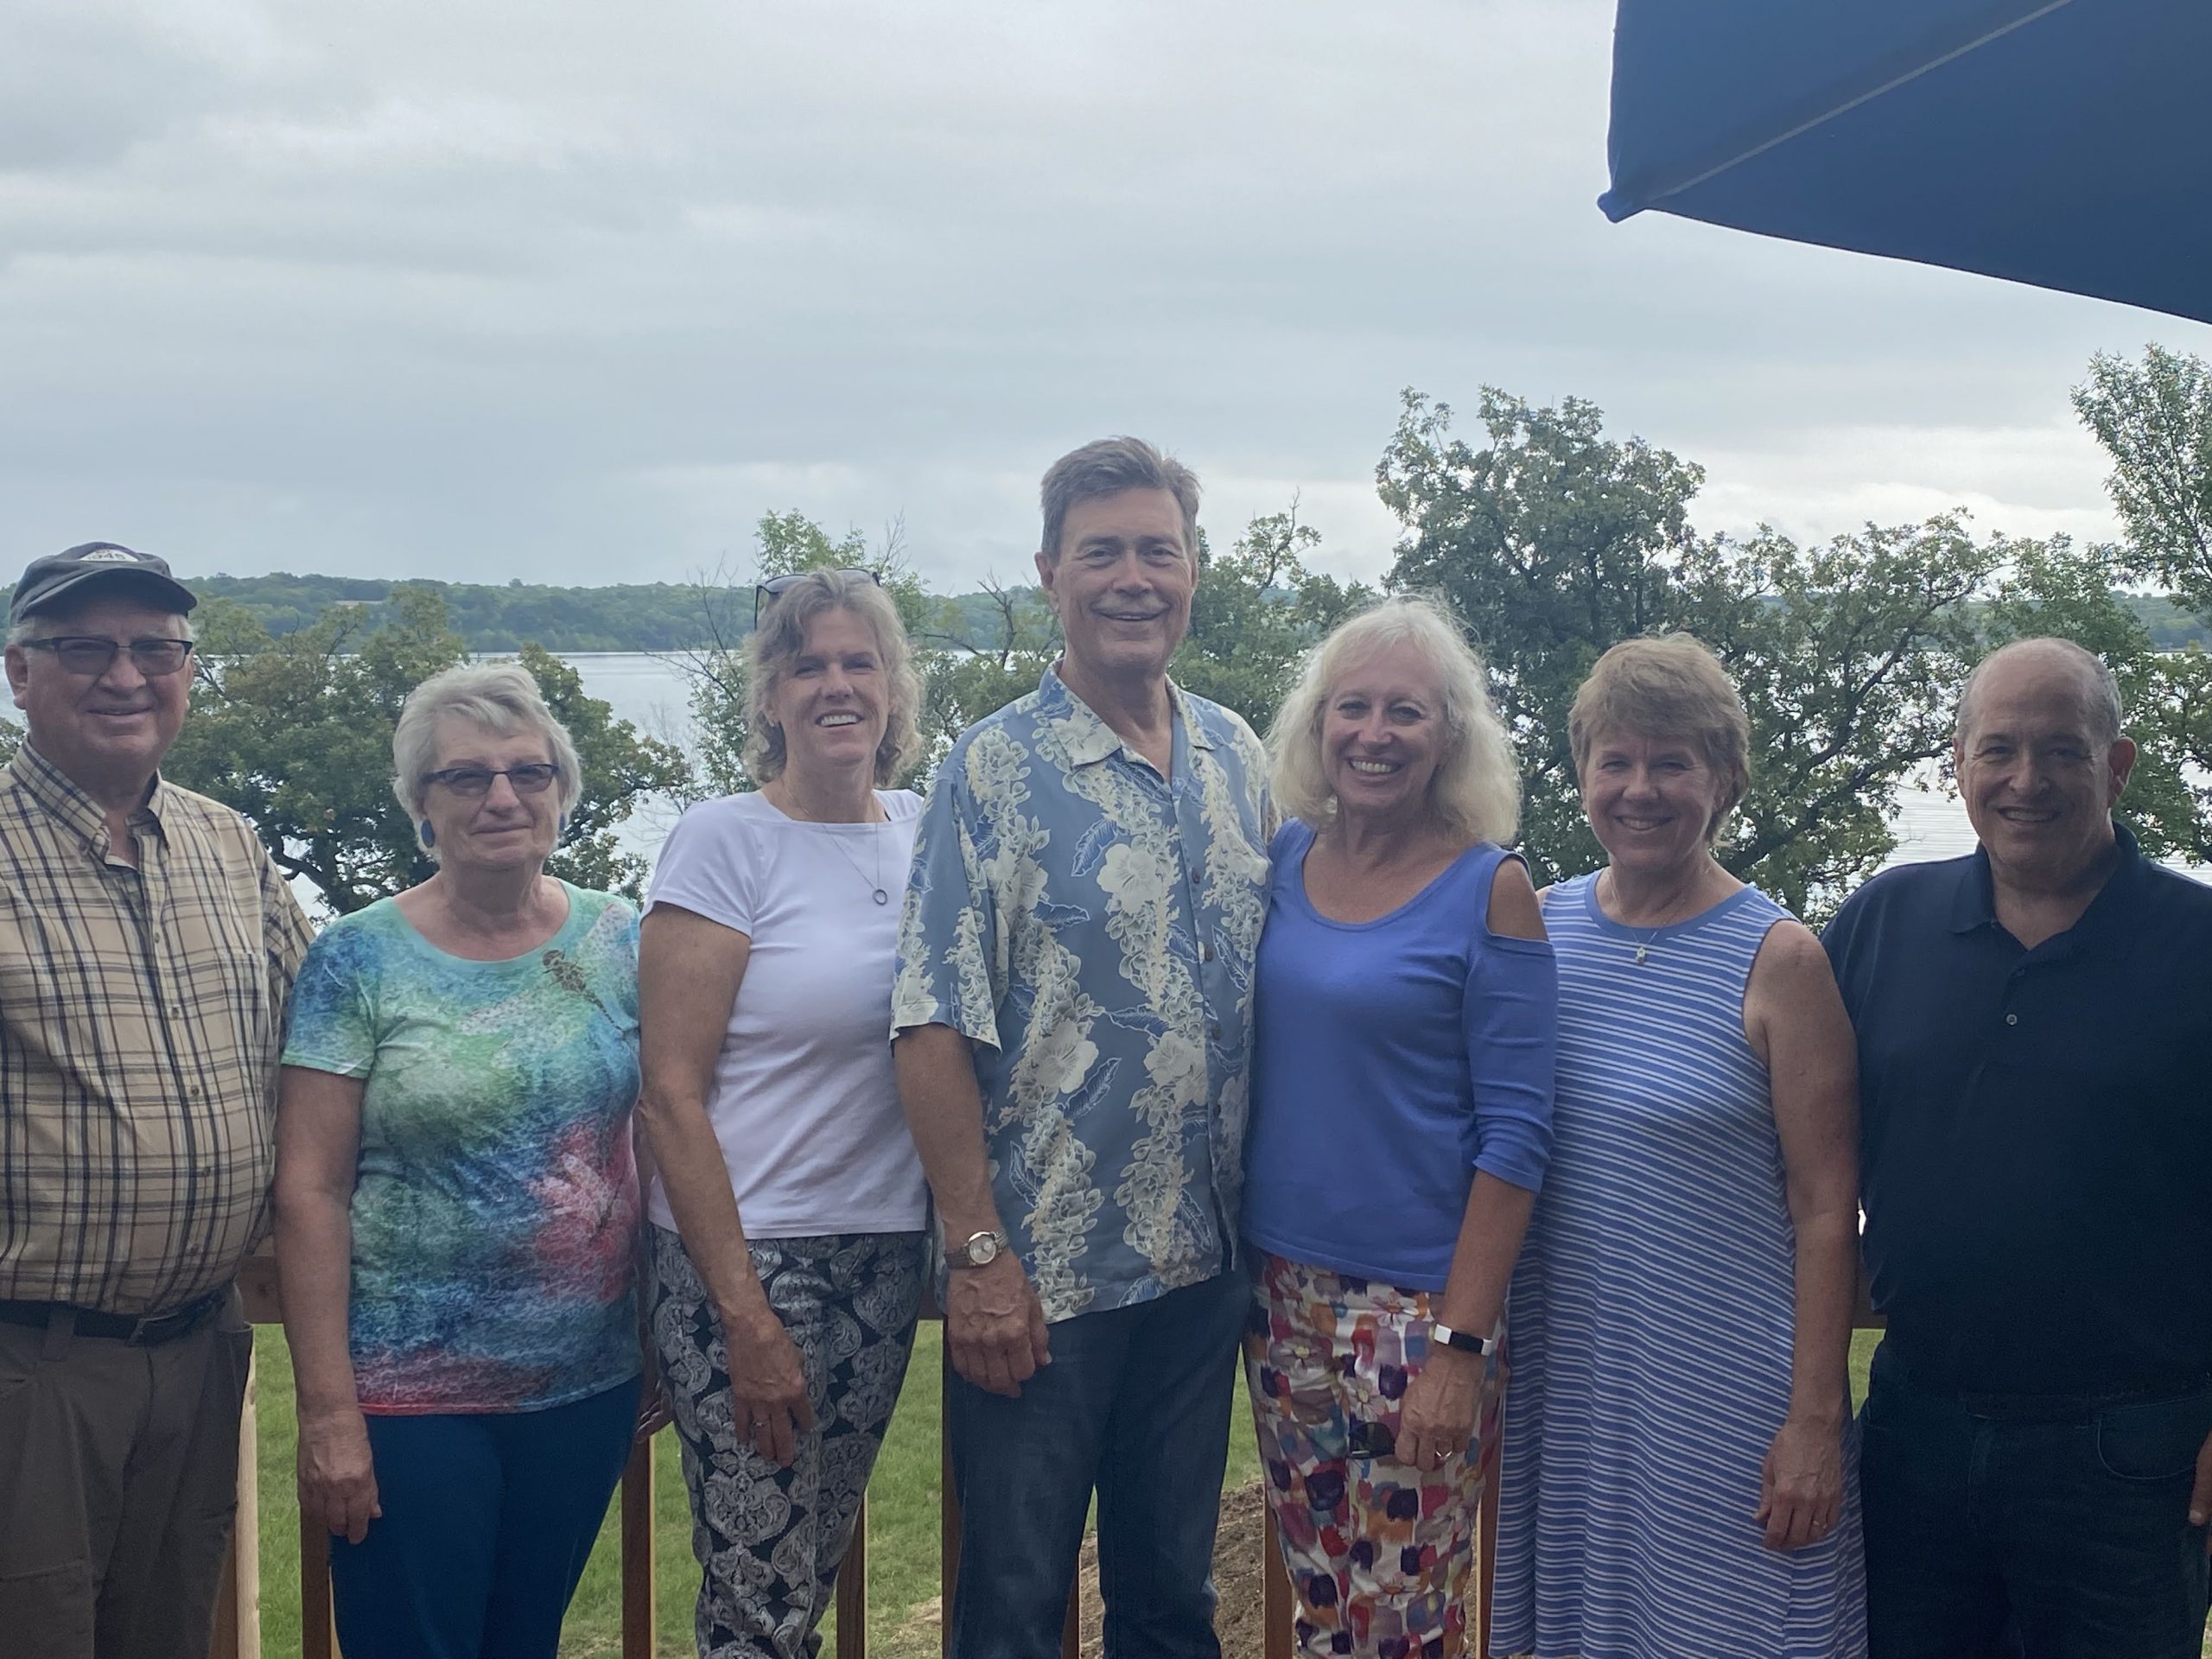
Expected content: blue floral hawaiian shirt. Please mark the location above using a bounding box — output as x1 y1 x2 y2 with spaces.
893 667 1273 1323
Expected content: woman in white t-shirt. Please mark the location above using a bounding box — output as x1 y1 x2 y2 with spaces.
637 569 930 1659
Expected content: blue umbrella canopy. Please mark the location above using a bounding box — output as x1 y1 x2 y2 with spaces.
1602 0 2212 324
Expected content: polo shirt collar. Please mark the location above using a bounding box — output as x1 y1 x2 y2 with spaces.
1946 817 2147 944
8 741 172 855
1036 664 1211 767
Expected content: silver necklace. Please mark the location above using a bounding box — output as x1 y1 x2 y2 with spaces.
1602 870 1690 964
825 820 889 905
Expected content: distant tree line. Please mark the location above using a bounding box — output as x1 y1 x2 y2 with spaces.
8 347 2201 923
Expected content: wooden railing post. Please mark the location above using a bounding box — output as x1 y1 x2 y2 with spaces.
207 1351 259 1659
620 1437 656 1659
1261 1510 1293 1659
300 1512 337 1659
835 1497 868 1659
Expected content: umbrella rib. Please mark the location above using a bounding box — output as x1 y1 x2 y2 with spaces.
1644 0 2079 207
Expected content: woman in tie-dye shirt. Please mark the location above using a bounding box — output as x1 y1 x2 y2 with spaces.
275 664 646 1659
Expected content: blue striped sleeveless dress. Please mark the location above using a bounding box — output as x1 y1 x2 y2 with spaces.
1490 874 1865 1659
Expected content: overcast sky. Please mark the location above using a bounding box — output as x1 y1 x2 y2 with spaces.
6 0 2208 594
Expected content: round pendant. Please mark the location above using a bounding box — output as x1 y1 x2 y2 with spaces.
874 888 890 906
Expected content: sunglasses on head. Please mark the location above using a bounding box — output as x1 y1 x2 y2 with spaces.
752 567 881 625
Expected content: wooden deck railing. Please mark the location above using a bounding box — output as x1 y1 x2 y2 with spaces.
213 1255 1876 1659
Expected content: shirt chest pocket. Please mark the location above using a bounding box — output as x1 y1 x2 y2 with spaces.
160 880 268 1038
0 887 60 1021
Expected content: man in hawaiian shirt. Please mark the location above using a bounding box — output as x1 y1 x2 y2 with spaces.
894 435 1272 1659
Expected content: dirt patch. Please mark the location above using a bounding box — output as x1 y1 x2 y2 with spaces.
878 1482 1276 1659
1075 1480 1272 1659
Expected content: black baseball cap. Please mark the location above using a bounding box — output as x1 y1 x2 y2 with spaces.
9 543 198 626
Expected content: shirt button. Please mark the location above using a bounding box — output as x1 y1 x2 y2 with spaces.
1200 943 1214 963
2005 1013 2018 1026
1208 1023 1221 1040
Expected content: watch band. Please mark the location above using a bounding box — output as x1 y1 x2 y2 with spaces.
947 1228 1008 1268
1429 1320 1498 1357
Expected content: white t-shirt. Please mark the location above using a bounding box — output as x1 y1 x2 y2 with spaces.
645 789 928 1237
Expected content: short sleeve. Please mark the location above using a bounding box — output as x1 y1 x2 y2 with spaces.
1818 885 1863 1016
1462 855 1558 1192
891 753 1002 1050
282 921 380 1080
649 801 761 937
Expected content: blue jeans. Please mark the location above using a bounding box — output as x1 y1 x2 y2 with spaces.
1860 1340 2212 1659
945 1270 1248 1659
328 1376 639 1659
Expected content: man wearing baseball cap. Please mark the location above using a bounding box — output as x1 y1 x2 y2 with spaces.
0 543 313 1659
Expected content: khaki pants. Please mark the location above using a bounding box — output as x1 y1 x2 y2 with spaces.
0 1293 252 1659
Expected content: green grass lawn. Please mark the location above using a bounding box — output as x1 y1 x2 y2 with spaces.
251 1326 1876 1656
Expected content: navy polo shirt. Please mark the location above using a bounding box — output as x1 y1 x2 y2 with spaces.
1822 823 2212 1397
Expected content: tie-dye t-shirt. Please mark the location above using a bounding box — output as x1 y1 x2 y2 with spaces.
283 883 643 1414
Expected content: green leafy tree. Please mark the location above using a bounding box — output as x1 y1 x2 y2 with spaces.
1977 533 2212 865
1373 385 2162 919
917 575 1059 761
1172 505 1375 735
682 512 964 799
2074 345 2212 617
1674 519 1993 917
1377 386 1704 884
163 587 688 913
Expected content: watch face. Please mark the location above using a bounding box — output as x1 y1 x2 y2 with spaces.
967 1232 999 1266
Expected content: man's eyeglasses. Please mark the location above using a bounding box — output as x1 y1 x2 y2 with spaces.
422 763 563 798
19 637 196 678
753 568 881 624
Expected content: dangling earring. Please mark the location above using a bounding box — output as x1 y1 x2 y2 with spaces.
556 813 569 836
418 820 435 849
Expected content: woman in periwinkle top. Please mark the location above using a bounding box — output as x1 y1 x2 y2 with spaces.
636 569 930 1659
1243 594 1557 1659
277 664 647 1659
1489 634 1864 1659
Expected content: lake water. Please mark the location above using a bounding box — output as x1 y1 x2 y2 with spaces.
560 652 1996 871
3 648 2177 880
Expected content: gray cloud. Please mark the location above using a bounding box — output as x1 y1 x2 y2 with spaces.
3 0 2205 592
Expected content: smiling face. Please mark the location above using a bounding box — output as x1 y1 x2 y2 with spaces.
418 717 562 874
1579 728 1730 879
1035 486 1197 691
1321 640 1450 830
1955 648 2133 892
4 592 193 799
762 606 891 785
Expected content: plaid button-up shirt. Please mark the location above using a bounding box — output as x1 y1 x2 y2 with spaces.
0 742 312 1316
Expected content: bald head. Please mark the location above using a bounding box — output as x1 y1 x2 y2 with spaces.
1955 638 2123 749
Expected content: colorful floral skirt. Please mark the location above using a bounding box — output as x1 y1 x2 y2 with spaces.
1245 1251 1503 1659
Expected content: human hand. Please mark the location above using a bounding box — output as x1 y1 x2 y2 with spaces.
944 1254 1050 1397
1395 1346 1484 1474
721 1304 815 1465
1757 1411 1844 1550
2189 1427 2212 1554
634 1357 675 1440
297 1406 381 1545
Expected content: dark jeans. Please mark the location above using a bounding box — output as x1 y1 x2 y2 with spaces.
328 1375 639 1659
945 1269 1248 1659
1860 1339 2212 1659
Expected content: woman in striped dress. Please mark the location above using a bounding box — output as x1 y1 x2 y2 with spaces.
1491 634 1866 1659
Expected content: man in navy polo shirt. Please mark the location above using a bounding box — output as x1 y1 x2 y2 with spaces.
1824 636 2212 1658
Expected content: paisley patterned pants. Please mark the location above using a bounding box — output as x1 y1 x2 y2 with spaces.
648 1226 925 1659
1245 1252 1503 1659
